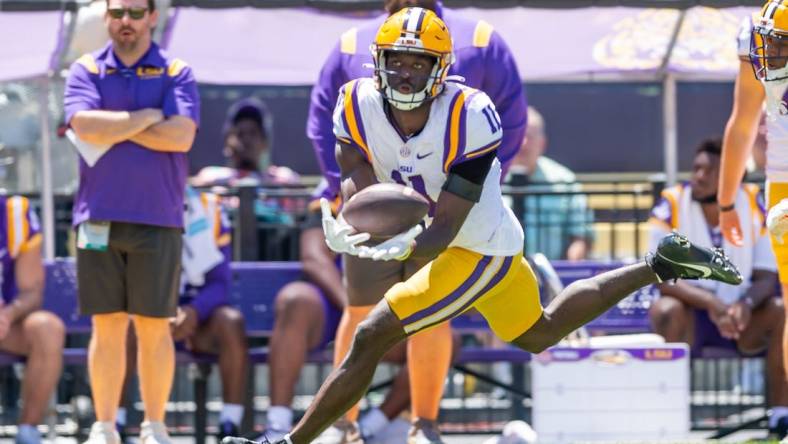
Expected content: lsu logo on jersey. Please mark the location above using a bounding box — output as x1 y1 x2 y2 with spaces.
136 66 165 79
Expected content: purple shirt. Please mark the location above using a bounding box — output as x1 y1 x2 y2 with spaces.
306 2 527 195
181 193 232 323
0 196 42 303
64 41 200 228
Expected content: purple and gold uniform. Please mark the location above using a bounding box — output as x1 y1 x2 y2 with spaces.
334 78 540 341
181 193 233 323
0 197 42 303
308 1 527 197
64 41 200 228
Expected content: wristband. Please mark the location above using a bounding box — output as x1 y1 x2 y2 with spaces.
719 203 735 212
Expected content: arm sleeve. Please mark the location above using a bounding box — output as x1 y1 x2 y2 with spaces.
448 150 496 185
64 61 101 125
481 31 527 170
163 60 201 126
307 42 350 197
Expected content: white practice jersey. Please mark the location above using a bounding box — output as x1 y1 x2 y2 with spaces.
333 78 524 256
739 13 788 181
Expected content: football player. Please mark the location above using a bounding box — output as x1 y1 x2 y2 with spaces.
226 8 743 444
306 1 527 440
718 1 788 437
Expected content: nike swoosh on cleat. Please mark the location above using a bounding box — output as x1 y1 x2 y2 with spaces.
657 254 712 278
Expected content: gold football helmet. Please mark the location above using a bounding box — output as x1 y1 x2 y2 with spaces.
752 0 788 81
371 7 454 110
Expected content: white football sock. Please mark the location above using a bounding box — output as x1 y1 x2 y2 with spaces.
267 406 293 431
219 403 244 426
359 408 389 438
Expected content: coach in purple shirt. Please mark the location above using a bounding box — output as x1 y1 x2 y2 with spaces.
307 0 528 196
63 1 199 444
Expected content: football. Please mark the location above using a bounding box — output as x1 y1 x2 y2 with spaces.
341 183 429 241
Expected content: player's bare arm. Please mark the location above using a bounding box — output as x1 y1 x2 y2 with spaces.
407 187 474 262
719 60 765 245
336 141 378 202
406 150 496 261
129 115 197 153
70 108 164 146
4 241 45 324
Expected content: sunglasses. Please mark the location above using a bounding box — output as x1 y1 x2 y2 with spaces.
107 7 148 20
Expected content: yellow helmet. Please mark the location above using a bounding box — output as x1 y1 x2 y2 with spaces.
752 0 788 81
371 7 454 110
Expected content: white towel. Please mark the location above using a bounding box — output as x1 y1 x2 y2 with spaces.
676 188 755 304
181 186 224 287
65 129 111 167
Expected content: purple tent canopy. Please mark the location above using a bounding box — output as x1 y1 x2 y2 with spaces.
165 7 379 85
0 11 63 81
165 5 758 85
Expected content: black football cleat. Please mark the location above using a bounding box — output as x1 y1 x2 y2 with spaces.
646 232 742 285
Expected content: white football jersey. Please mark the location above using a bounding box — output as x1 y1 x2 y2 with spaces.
739 13 788 181
333 78 524 256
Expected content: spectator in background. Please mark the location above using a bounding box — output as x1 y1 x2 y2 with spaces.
507 107 593 261
119 186 248 442
192 98 299 188
648 139 788 439
306 1 527 437
263 181 412 443
192 98 301 226
0 196 65 444
63 0 200 442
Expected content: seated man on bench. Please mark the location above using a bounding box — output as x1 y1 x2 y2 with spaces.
120 186 248 441
648 139 788 439
0 196 65 444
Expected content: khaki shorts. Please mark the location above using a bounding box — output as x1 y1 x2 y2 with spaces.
77 222 182 318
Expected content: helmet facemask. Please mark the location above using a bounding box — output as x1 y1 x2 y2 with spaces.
373 46 453 111
752 23 788 81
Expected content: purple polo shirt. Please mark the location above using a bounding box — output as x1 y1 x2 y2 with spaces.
64 41 200 228
306 2 527 195
0 196 42 303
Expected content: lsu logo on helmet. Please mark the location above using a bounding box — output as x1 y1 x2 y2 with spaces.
751 0 788 81
370 7 455 110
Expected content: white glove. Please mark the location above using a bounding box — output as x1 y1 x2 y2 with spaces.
357 224 423 261
320 198 370 254
767 198 788 245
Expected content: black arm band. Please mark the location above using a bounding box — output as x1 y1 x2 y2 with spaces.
442 172 484 202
